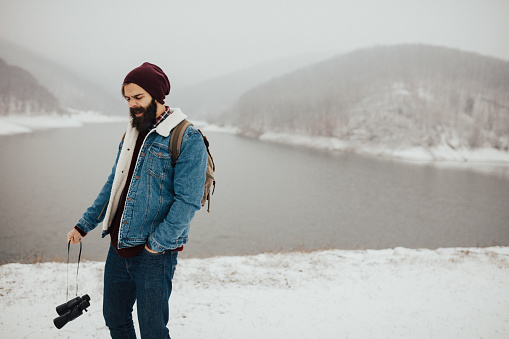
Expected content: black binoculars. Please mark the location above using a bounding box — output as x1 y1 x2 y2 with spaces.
53 294 91 329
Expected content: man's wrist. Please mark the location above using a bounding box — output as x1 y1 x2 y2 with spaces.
74 225 87 237
145 243 159 253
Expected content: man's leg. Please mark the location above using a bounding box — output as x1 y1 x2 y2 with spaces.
103 244 137 339
131 248 178 339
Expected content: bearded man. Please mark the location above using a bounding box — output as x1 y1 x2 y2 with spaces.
66 62 207 339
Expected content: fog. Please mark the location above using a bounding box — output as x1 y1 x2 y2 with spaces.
1 0 509 93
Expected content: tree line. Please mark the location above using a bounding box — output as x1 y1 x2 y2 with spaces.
0 58 61 115
220 44 509 150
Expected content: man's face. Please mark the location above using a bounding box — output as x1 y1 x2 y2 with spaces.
123 83 157 132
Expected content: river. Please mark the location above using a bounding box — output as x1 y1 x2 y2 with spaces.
0 122 508 263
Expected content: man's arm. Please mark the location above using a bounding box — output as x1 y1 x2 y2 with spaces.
147 128 207 252
66 140 122 242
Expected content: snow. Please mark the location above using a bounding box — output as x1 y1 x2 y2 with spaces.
259 131 509 164
258 131 509 176
0 120 32 135
0 115 236 137
0 111 127 136
1 247 508 338
2 114 508 172
191 120 240 134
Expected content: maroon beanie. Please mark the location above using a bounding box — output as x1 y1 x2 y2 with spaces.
123 62 170 104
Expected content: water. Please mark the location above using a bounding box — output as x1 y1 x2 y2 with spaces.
0 123 508 263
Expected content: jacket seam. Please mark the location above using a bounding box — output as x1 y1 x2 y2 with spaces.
181 128 201 143
97 200 109 221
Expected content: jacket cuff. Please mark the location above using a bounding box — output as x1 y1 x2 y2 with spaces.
146 239 184 252
74 225 87 237
76 218 95 233
147 237 166 253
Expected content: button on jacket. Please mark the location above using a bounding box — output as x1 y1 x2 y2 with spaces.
77 108 207 252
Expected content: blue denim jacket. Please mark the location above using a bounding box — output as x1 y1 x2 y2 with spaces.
76 108 207 252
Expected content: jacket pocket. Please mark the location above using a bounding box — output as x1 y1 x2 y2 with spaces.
147 144 172 178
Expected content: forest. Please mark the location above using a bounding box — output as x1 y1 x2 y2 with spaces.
220 45 509 150
0 58 61 115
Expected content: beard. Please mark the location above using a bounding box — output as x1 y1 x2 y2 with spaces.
130 98 157 132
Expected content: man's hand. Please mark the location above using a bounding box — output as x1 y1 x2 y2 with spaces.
145 244 160 253
67 228 82 244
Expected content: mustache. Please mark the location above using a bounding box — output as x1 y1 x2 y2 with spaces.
130 106 146 115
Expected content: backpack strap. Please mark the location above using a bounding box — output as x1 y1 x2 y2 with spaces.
169 119 193 163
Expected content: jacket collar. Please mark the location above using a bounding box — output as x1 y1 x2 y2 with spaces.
155 108 187 137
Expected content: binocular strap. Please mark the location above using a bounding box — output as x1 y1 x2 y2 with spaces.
66 241 82 301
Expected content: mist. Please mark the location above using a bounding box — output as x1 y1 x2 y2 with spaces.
1 0 509 94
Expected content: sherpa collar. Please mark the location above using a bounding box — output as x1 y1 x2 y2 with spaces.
155 108 187 137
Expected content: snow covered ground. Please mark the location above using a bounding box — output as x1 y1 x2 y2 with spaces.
0 247 508 338
259 131 509 165
0 111 126 136
192 120 240 134
257 131 509 177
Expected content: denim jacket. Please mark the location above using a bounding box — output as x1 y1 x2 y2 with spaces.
76 108 207 252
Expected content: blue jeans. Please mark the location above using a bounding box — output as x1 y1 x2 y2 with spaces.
103 244 178 339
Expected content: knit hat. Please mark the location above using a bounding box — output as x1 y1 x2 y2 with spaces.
123 62 170 104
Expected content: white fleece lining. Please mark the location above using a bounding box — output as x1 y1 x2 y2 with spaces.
101 108 187 233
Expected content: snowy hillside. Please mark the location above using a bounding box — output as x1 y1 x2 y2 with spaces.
221 45 509 162
0 58 61 115
0 247 508 338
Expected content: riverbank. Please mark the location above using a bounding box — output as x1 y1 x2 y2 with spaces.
257 131 509 164
0 112 126 136
1 247 508 338
252 131 509 178
2 115 508 169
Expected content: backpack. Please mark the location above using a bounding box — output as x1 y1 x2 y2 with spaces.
169 119 216 212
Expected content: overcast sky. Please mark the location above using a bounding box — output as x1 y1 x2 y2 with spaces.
1 0 509 90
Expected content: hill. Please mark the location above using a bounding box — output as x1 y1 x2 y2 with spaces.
0 58 61 115
0 39 123 115
221 45 509 153
171 52 333 120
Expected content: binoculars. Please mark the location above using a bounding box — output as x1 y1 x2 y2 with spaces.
53 294 91 329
